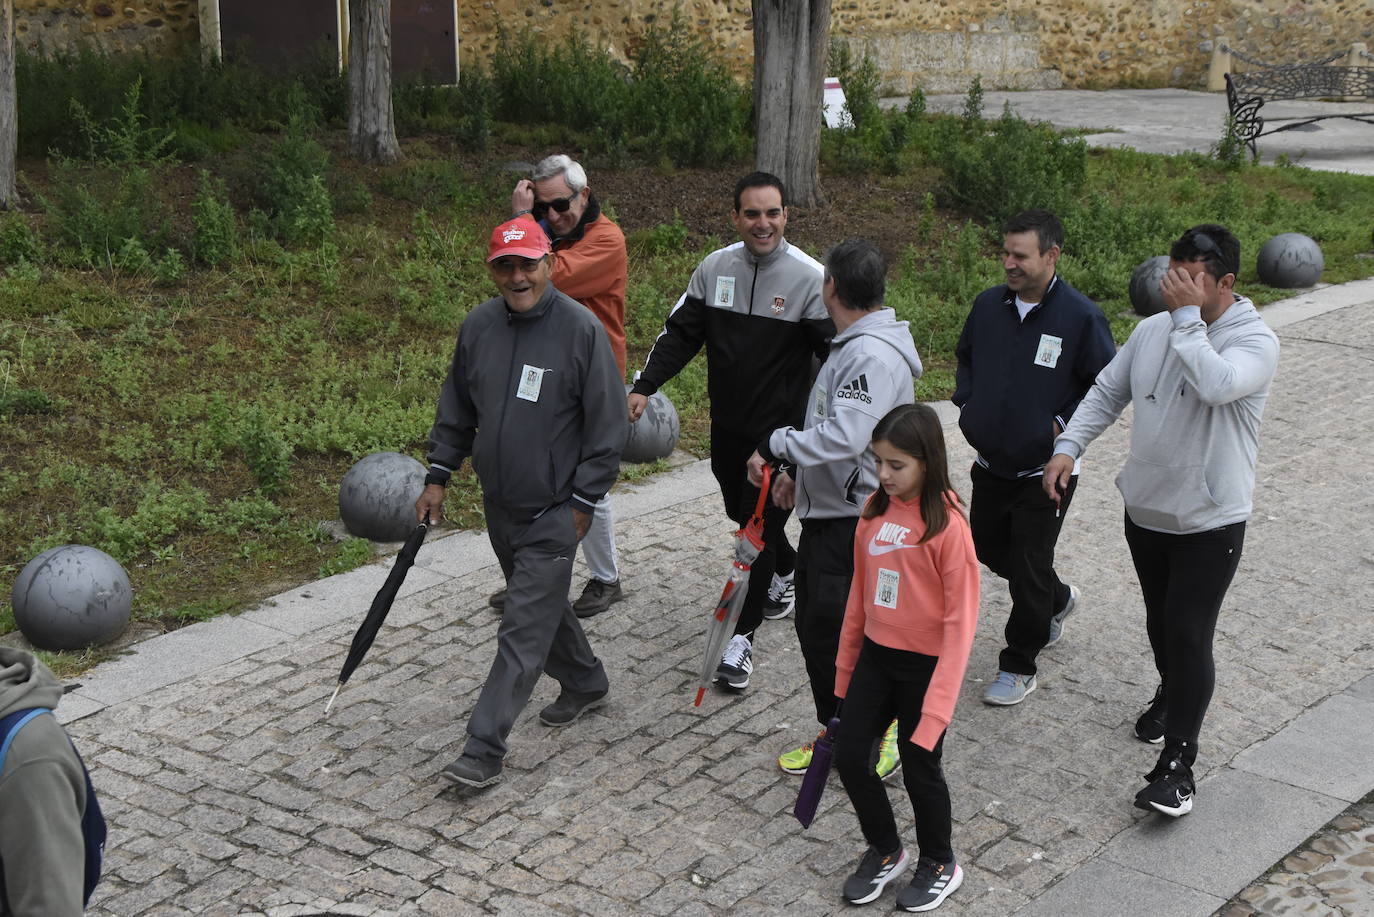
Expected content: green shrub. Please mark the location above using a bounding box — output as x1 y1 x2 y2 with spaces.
238 407 293 495
67 76 175 165
938 104 1087 227
152 247 186 286
0 215 43 265
319 537 373 577
192 170 237 266
115 236 153 275
40 164 167 264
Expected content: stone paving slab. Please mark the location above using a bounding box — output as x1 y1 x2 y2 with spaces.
57 284 1374 915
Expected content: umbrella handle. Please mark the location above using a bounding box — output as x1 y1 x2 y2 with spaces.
748 464 772 528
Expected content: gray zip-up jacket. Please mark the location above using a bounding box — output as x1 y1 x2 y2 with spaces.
427 283 626 518
0 648 86 917
1054 296 1279 534
758 308 923 519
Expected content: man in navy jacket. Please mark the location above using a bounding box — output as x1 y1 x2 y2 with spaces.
953 210 1116 706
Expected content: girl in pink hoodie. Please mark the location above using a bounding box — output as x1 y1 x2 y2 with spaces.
832 404 981 912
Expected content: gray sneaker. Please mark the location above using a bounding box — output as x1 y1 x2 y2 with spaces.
1045 584 1079 646
440 754 503 788
983 670 1037 705
538 688 608 726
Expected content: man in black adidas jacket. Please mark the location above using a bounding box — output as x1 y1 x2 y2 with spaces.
629 172 833 691
953 210 1116 707
418 215 626 788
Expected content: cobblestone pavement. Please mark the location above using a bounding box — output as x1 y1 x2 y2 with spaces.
63 293 1373 916
1220 795 1374 917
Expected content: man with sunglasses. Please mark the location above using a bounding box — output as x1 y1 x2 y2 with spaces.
1045 224 1279 818
629 172 833 694
417 215 626 788
486 154 630 620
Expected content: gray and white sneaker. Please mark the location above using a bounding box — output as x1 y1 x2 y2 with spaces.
1045 584 1079 646
983 670 1037 705
761 570 796 620
842 846 909 905
714 634 754 690
896 857 963 912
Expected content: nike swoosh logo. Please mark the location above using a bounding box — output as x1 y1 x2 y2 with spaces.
868 537 917 555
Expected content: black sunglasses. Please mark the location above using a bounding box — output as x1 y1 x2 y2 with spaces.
532 196 575 217
1188 230 1236 274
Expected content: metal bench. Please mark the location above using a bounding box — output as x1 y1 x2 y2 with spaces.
1218 44 1374 156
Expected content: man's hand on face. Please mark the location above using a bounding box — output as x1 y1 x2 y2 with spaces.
512 179 535 216
627 392 648 423
1160 265 1210 313
572 507 592 541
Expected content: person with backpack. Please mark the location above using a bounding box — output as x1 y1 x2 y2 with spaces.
1 646 104 916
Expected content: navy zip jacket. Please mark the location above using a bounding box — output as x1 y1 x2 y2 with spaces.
953 276 1116 479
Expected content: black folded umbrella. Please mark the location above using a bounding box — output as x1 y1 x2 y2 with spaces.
793 714 841 828
324 515 429 715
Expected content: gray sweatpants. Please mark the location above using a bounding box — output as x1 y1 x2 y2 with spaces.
463 499 609 761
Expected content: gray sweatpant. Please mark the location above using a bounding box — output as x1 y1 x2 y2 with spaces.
463 499 609 761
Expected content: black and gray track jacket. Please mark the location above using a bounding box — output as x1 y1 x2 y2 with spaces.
426 284 626 519
953 276 1116 479
631 239 833 441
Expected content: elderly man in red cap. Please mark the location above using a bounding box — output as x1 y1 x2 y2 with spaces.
417 215 627 788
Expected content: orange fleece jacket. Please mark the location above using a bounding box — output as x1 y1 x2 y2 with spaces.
835 493 980 751
551 213 627 377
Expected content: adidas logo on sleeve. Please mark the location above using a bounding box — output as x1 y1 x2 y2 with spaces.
836 374 872 403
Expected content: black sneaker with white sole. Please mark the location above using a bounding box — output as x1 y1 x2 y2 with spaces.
440 754 503 788
842 846 909 905
1134 750 1194 817
896 857 963 912
713 634 753 690
761 570 796 620
1134 685 1166 744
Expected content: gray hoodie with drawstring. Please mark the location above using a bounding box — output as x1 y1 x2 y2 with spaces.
758 307 923 519
1053 296 1279 534
0 647 86 917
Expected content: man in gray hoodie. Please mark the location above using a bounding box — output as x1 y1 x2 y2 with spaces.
418 215 627 789
1045 224 1279 818
747 239 923 777
0 647 89 917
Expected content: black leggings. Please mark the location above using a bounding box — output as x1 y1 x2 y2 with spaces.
1124 513 1245 749
835 638 953 864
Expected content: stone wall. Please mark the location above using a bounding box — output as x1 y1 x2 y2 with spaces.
14 0 1374 92
15 1 197 55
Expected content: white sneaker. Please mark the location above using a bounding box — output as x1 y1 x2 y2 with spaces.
713 634 753 689
762 570 795 620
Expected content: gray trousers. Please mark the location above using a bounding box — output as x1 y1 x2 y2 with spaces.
464 499 609 762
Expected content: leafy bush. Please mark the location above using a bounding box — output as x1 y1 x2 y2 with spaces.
152 247 186 286
40 164 168 264
193 171 237 266
0 215 42 265
67 76 175 165
238 407 293 495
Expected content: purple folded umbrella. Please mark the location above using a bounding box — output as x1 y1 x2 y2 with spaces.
793 715 841 828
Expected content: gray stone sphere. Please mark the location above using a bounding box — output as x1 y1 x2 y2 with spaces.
12 545 132 651
1256 233 1323 288
1129 255 1172 317
339 452 426 542
624 386 681 463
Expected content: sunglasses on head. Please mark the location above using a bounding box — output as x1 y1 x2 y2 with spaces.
532 196 575 217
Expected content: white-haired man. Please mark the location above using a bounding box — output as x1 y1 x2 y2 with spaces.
485 154 629 618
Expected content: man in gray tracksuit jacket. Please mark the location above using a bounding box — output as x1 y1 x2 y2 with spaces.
1045 224 1279 818
418 215 626 788
748 240 923 774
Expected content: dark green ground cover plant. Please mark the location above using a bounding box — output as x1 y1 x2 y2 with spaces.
2 35 1372 676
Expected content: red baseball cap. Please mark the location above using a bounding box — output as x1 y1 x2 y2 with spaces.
487 216 551 262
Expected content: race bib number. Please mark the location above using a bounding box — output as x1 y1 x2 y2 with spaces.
714 275 736 308
516 365 546 402
875 568 900 609
1034 334 1063 368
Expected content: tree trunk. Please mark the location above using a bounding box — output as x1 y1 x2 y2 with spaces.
0 0 17 209
752 0 830 208
347 0 402 165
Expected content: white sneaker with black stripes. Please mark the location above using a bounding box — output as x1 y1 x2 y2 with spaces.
761 570 795 620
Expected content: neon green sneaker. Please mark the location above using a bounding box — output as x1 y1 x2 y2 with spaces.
778 730 825 774
876 719 902 781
